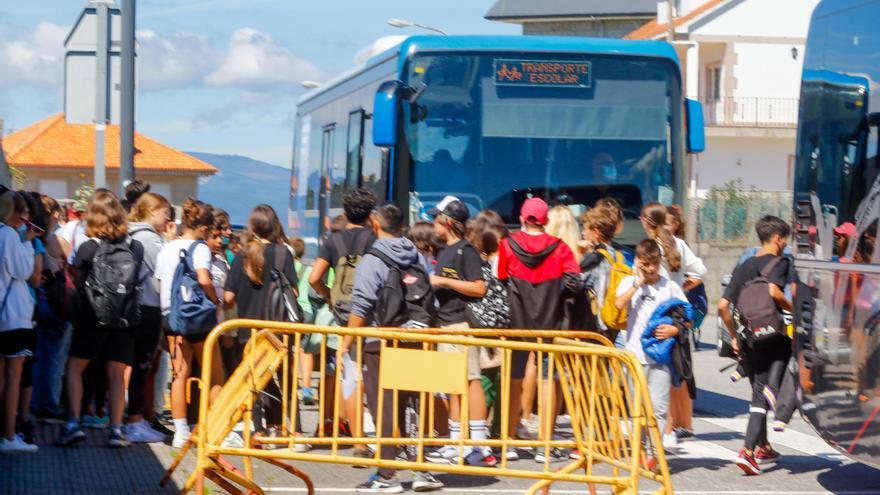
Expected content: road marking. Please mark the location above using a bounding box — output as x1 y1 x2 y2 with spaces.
672 438 739 462
700 417 851 463
264 489 880 494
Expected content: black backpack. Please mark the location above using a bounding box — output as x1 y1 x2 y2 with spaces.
737 257 786 347
84 238 142 329
264 245 305 323
369 248 436 328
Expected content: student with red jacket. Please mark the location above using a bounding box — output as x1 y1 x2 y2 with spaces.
497 197 580 462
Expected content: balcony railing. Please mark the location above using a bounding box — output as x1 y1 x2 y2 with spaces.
700 96 799 128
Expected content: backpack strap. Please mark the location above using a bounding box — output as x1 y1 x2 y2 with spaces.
367 248 398 270
354 230 373 256
759 256 784 279
181 240 206 274
272 244 286 273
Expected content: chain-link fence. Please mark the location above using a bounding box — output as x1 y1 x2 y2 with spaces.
691 185 792 245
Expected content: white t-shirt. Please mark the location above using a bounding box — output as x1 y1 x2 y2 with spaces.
210 254 229 322
155 238 212 314
659 237 707 288
616 275 686 364
59 220 90 265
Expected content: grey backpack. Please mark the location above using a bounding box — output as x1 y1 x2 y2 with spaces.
737 257 786 347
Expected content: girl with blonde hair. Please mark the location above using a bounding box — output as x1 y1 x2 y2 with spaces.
546 205 583 262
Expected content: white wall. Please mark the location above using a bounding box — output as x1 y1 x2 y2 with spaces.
732 42 804 98
694 136 794 192
692 0 819 38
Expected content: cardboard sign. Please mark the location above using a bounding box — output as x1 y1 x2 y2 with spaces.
494 59 591 88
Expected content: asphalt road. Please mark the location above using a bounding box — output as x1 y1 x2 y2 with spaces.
3 320 880 494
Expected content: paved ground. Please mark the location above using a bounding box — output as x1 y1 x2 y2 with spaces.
3 319 880 494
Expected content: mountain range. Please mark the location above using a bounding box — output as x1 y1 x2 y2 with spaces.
190 151 290 227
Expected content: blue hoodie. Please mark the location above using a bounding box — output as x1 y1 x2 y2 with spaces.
641 299 693 379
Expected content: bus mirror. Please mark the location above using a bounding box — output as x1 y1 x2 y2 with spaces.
686 98 705 153
373 80 402 147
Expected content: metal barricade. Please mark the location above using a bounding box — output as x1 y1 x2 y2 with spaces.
163 319 671 495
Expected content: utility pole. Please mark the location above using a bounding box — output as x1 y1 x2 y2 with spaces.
119 0 136 194
94 0 109 189
667 0 676 41
0 118 11 188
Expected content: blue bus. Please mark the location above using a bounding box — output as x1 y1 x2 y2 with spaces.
289 36 705 256
793 0 880 467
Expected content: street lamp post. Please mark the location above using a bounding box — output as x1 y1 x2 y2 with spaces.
386 18 447 36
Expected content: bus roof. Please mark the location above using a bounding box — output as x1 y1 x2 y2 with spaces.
385 35 680 70
298 35 680 107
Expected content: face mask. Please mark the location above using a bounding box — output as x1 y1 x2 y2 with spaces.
221 236 230 245
602 163 618 180
16 224 27 240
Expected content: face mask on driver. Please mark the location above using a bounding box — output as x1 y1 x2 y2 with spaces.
602 162 618 181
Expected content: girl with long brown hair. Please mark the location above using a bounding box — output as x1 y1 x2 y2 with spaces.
154 197 224 448
224 204 304 445
57 189 145 448
640 202 706 449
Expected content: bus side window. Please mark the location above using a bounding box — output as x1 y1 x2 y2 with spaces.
346 109 365 189
362 113 387 200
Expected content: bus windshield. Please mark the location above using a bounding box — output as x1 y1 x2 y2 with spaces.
403 52 680 237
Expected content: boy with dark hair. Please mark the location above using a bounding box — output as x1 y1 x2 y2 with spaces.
342 203 443 493
309 187 378 325
614 239 687 448
718 215 793 475
497 197 580 462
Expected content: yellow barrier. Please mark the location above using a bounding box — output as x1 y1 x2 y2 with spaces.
163 319 671 495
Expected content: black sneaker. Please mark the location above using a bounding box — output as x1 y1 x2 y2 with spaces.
108 427 131 448
56 425 87 447
534 448 569 463
151 419 175 436
355 473 403 493
16 419 35 445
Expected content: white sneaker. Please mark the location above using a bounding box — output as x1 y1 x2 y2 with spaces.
662 432 678 450
0 436 38 454
293 442 312 453
221 431 244 448
425 445 459 464
125 420 166 443
172 432 190 449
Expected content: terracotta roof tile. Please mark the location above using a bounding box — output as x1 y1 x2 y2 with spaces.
625 0 725 40
3 114 217 174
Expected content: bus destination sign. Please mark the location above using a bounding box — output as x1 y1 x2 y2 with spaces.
494 59 591 88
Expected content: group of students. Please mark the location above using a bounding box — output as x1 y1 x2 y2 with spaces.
0 180 796 487
0 180 308 454
296 187 710 493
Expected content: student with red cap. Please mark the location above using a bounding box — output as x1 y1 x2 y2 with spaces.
497 197 580 462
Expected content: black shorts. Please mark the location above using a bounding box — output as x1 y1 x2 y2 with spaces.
0 329 35 358
161 315 209 344
69 321 135 366
134 306 163 368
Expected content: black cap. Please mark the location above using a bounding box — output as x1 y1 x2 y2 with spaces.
428 195 470 224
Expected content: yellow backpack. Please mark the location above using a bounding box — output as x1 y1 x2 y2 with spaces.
597 248 634 330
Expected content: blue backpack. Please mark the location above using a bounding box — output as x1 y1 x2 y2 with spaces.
168 241 217 337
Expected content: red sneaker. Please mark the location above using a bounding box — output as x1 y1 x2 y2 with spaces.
755 445 781 464
736 449 762 475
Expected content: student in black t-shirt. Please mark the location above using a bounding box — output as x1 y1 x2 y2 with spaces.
426 195 495 467
718 215 794 476
307 188 377 457
309 188 377 326
57 189 145 448
224 204 305 445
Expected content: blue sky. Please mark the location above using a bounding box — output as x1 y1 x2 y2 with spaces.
0 0 517 166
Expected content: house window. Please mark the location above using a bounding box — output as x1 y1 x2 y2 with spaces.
706 65 722 100
40 179 67 199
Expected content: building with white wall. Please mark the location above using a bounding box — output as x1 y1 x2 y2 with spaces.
626 0 819 194
487 0 819 195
